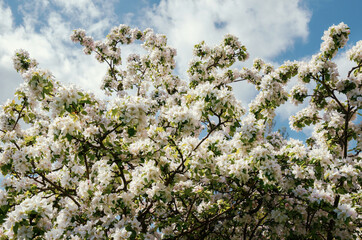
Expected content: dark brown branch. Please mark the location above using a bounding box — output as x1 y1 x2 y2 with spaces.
190 119 231 156
35 169 80 207
174 202 237 239
11 140 20 150
347 62 362 78
84 154 90 179
137 202 154 232
233 78 248 83
327 195 340 240
312 76 347 114
249 212 269 239
185 198 195 222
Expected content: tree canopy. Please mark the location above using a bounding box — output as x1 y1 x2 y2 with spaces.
0 22 361 239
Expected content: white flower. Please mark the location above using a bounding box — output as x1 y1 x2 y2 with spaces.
335 204 357 220
112 227 131 240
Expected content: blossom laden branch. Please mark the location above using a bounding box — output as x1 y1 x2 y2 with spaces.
0 22 360 240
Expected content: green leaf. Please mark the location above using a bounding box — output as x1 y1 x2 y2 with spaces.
127 127 136 137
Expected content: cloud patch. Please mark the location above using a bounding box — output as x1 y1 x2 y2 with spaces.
128 0 312 106
1 0 312 108
137 0 311 75
0 0 120 103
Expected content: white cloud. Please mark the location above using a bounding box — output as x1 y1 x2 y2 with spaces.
0 0 313 107
0 1 12 32
51 0 118 37
130 0 311 106
0 0 120 103
53 0 103 19
138 0 311 75
333 47 356 78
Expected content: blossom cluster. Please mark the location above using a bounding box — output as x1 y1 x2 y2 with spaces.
0 23 360 239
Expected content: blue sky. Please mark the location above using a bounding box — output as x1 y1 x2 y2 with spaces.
277 0 362 62
0 0 361 139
